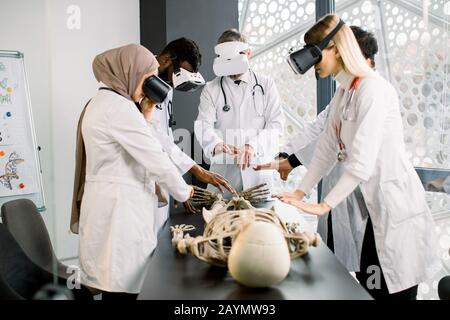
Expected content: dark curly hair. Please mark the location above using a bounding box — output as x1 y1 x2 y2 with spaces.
161 37 202 72
350 26 378 68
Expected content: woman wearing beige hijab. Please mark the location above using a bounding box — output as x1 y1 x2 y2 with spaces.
73 44 193 299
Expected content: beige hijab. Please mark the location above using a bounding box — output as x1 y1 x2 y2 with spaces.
70 44 161 234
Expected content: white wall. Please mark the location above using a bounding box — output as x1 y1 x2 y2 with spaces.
0 0 53 236
0 0 140 259
47 0 140 259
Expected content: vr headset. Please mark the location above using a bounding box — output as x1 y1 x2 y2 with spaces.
287 19 345 74
143 75 171 103
173 67 205 92
213 41 250 77
171 56 205 92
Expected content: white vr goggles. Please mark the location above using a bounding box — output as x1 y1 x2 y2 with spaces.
213 41 250 77
169 56 205 92
172 67 205 92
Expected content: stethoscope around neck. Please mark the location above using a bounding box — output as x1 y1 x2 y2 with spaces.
220 70 265 115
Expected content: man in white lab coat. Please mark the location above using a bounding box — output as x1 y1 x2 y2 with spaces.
255 26 380 272
195 29 284 198
149 38 235 225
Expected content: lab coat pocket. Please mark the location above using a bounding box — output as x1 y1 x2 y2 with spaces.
380 175 427 226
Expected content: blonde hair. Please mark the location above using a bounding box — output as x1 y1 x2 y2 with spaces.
305 14 378 79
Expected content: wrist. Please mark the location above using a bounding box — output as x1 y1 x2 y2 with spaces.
190 164 201 175
320 201 332 214
321 201 331 209
213 143 223 156
294 189 305 199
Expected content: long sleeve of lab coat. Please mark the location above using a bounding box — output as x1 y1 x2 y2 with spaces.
298 97 342 195
247 76 284 157
194 86 224 159
323 171 361 208
284 106 330 167
108 106 192 202
165 141 196 175
149 120 196 175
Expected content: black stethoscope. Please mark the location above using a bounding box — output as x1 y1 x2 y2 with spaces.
156 99 176 133
220 70 265 113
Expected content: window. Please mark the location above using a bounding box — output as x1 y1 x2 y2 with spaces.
239 0 319 202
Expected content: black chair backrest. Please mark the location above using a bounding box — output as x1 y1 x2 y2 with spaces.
1 199 57 272
0 223 92 300
0 269 23 300
438 275 450 300
0 223 53 299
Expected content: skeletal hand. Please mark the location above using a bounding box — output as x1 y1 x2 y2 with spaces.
239 183 270 203
189 186 219 209
170 224 196 248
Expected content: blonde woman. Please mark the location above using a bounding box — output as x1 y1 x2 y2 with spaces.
275 14 441 299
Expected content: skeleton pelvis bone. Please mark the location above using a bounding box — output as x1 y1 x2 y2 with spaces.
170 196 321 288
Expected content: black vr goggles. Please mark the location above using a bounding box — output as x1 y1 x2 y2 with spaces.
142 75 171 103
287 19 345 75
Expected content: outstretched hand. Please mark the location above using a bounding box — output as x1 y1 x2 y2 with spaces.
191 165 237 195
253 158 294 181
280 199 331 216
272 189 305 202
238 144 254 171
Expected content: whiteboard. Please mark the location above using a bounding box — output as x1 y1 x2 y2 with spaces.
0 50 45 211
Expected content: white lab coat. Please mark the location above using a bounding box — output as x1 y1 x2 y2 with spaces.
79 87 191 293
195 70 284 197
299 71 442 293
285 105 366 272
149 90 196 235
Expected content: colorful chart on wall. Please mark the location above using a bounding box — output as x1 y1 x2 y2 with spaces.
0 51 45 211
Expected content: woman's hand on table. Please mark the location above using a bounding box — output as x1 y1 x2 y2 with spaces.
281 199 331 216
272 189 305 201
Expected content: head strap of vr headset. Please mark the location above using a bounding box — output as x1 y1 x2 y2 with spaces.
170 54 199 73
170 55 181 73
315 19 345 50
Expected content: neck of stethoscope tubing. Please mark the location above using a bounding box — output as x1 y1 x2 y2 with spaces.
220 76 228 107
221 70 265 112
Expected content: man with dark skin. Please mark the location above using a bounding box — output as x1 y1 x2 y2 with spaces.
145 38 236 215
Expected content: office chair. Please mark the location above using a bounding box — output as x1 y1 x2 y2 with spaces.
1 199 68 277
0 272 23 300
0 223 92 300
1 199 101 296
438 275 450 300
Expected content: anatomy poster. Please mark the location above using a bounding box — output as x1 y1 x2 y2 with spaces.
0 57 39 197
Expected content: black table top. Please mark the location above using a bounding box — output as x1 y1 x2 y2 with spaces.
138 202 373 300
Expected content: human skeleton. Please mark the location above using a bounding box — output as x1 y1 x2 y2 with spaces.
170 184 321 267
